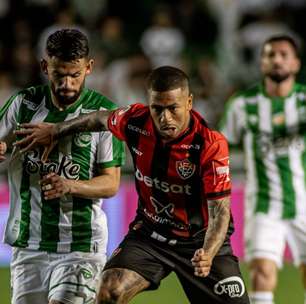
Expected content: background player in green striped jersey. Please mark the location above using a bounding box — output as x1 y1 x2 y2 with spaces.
0 29 124 304
220 35 306 304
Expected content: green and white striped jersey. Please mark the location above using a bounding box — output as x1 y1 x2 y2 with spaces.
0 85 125 253
219 83 306 220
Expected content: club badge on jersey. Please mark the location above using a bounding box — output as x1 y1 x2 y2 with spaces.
176 159 196 180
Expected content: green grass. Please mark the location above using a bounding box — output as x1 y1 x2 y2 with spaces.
0 264 304 303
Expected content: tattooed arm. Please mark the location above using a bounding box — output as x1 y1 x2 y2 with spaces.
53 110 111 137
203 196 231 256
14 110 112 160
191 196 231 277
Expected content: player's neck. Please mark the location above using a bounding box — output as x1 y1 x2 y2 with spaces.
51 93 76 111
264 77 295 98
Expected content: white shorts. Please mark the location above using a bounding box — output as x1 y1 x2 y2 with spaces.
11 248 106 304
245 213 306 268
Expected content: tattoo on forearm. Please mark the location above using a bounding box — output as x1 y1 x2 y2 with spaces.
203 197 231 257
55 110 110 138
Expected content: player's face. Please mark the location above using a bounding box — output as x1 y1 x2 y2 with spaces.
41 57 93 106
261 41 300 83
149 87 193 141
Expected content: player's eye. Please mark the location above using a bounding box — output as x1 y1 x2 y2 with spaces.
72 73 81 78
152 106 163 113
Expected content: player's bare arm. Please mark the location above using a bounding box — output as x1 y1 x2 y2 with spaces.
0 141 7 162
41 166 120 200
98 268 150 303
14 109 112 160
191 196 231 277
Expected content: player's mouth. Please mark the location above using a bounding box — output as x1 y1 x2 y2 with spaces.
58 89 76 96
160 126 177 136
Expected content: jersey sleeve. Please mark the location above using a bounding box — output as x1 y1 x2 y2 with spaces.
96 131 125 168
201 138 231 200
107 103 145 141
0 93 22 145
218 95 245 146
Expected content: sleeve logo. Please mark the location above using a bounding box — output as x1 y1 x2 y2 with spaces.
176 159 196 180
212 157 230 184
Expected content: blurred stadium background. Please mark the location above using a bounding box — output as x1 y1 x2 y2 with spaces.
1 0 306 302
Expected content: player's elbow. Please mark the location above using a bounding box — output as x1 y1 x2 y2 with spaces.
103 184 119 198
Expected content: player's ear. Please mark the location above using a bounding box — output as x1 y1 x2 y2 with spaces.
40 59 48 75
85 59 94 75
188 93 193 110
294 57 301 74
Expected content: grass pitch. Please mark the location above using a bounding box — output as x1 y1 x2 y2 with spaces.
0 263 303 303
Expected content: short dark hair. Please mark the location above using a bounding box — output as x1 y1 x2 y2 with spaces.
147 66 189 92
46 29 89 61
262 34 300 58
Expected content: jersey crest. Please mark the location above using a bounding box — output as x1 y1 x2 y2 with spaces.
73 133 92 147
176 159 196 180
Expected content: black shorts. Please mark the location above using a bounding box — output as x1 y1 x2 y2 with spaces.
104 229 250 304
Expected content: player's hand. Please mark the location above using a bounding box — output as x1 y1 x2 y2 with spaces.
191 248 213 277
0 141 7 162
40 172 72 200
14 122 57 162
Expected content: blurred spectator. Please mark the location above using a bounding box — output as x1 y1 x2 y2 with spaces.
207 0 241 91
11 42 41 88
70 0 107 29
91 16 130 65
236 10 298 84
36 6 86 60
86 50 107 93
175 0 218 55
24 0 57 37
0 70 18 107
0 0 9 18
192 57 228 127
103 51 152 106
9 18 34 47
140 5 185 68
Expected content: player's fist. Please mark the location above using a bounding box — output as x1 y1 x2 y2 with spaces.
191 248 213 277
0 141 7 162
40 172 72 200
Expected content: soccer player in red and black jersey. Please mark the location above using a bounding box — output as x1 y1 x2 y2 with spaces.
15 66 250 303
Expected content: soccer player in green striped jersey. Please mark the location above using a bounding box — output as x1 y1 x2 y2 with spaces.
220 35 306 304
0 29 125 304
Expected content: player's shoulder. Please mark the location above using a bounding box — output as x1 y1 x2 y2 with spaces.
204 128 228 147
192 110 227 145
81 88 119 110
228 83 261 102
126 103 149 117
294 83 306 94
113 103 150 120
15 84 48 108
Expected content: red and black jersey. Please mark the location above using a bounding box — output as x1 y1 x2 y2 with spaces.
108 103 232 240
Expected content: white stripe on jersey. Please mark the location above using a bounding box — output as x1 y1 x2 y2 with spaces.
4 161 23 245
56 109 81 252
285 94 306 217
244 132 257 219
258 94 283 218
27 177 42 250
27 98 49 249
90 203 108 253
